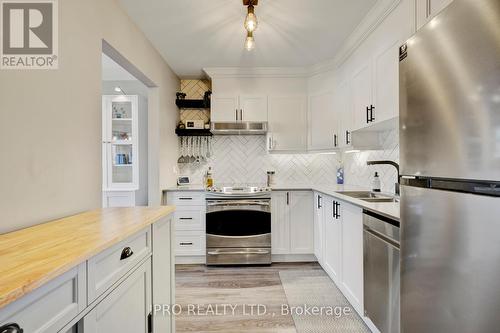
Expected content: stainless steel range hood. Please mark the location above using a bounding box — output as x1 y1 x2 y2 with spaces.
210 122 268 135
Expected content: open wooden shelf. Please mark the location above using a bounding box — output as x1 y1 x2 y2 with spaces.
175 99 210 109
175 128 213 136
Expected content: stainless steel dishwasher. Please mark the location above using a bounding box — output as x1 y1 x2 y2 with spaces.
363 210 400 333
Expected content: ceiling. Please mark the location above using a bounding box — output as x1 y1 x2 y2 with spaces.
118 0 378 78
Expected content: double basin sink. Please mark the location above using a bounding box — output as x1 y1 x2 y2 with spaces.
338 191 399 203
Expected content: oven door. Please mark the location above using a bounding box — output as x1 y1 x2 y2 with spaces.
206 199 271 265
206 199 271 248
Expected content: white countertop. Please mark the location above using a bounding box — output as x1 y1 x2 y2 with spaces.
163 183 400 221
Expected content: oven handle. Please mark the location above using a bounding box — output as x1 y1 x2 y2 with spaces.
207 249 271 255
364 226 400 249
207 201 270 207
206 233 270 239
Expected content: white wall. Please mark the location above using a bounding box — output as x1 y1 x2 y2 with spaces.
0 0 179 233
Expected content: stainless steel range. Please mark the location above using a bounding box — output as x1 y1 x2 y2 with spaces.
206 186 272 265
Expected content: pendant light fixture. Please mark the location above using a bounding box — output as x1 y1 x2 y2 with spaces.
243 0 258 50
245 31 255 51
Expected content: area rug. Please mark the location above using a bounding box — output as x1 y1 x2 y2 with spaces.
279 270 370 333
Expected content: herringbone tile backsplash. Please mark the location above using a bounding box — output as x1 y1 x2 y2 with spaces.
177 130 399 193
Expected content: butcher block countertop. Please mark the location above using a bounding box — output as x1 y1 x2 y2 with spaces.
0 206 175 309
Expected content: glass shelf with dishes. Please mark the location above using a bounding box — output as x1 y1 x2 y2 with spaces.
102 95 139 190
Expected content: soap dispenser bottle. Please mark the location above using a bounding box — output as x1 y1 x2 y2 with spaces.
372 172 381 192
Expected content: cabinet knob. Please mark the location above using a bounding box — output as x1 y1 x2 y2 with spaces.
120 246 134 260
0 323 23 333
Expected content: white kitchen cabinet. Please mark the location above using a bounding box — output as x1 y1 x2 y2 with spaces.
372 41 400 125
166 191 206 261
351 40 400 131
323 196 342 284
271 191 290 254
267 95 307 152
152 216 175 333
351 63 372 131
313 192 324 263
210 95 238 122
336 80 353 149
271 191 313 255
289 191 314 254
340 200 364 314
240 95 268 121
0 264 86 333
308 91 336 151
211 94 267 122
83 259 151 333
416 0 454 30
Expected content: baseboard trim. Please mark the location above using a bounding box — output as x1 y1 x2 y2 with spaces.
272 254 317 262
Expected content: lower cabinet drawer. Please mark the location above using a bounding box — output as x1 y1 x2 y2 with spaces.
168 192 205 206
0 264 86 333
87 227 151 303
175 231 205 256
174 207 205 231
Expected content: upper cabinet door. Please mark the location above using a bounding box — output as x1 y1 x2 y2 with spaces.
268 95 307 152
308 91 336 150
211 95 238 122
336 80 353 148
351 63 372 131
372 41 400 124
240 95 268 122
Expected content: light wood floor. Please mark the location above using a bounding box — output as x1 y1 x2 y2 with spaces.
175 263 322 333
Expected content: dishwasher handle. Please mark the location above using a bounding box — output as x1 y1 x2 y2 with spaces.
364 226 400 249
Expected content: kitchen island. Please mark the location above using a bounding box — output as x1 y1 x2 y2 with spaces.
0 206 175 333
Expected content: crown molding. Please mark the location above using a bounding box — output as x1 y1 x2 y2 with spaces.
204 0 402 79
308 0 402 76
203 67 309 79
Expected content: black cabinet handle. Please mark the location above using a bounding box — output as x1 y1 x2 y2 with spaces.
370 105 375 122
0 323 23 333
120 247 134 260
333 200 337 219
318 195 322 209
366 106 370 123
334 134 338 147
335 202 341 219
286 192 290 205
180 242 193 246
179 197 193 200
179 217 193 220
346 130 351 145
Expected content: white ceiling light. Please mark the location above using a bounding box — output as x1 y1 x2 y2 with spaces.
243 0 258 50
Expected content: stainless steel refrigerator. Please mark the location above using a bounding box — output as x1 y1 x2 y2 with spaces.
399 0 500 332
